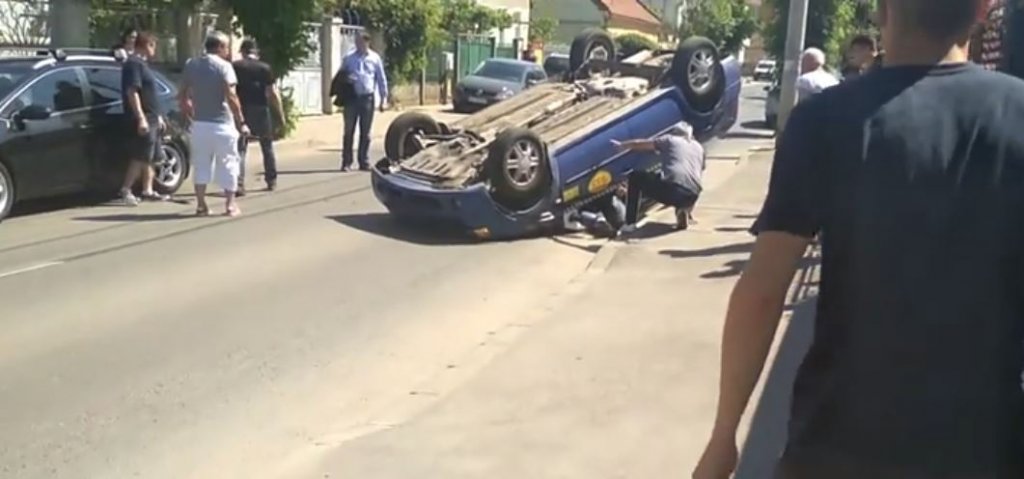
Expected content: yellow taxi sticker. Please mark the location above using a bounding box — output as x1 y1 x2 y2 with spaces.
562 186 581 202
587 170 613 194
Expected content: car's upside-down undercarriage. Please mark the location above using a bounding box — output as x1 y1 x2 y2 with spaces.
388 76 652 189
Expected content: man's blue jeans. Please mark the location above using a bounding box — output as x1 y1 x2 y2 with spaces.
343 95 375 168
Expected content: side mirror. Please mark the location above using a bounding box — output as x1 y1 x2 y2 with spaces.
18 104 52 121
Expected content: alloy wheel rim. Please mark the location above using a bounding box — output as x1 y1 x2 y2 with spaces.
688 49 716 94
0 169 9 213
156 145 183 189
503 140 541 187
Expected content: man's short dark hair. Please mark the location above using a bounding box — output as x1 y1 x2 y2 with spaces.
888 0 983 39
849 34 876 50
134 32 156 50
205 32 229 53
359 32 371 41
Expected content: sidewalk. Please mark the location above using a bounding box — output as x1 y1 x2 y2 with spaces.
263 104 464 156
295 150 818 478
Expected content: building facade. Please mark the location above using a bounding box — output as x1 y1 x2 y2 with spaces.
533 0 662 47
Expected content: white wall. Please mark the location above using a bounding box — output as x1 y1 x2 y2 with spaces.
476 0 530 45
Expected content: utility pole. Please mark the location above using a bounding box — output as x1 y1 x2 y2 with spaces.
776 0 809 137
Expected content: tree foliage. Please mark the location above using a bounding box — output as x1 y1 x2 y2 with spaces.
440 0 513 36
763 0 875 65
529 16 557 44
91 0 325 75
225 0 323 75
352 0 443 84
615 33 658 58
678 0 758 55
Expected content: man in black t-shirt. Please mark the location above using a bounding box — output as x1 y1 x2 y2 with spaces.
233 39 284 193
694 0 1024 478
119 32 168 205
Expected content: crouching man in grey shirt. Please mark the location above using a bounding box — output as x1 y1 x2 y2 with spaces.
612 122 706 232
179 32 250 217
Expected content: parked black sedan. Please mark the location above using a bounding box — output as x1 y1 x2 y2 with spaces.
452 58 548 113
0 50 191 220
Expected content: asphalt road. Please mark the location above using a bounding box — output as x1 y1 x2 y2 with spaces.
0 84 770 479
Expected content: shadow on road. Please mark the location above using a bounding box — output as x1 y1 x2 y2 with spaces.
741 120 774 131
659 241 754 259
723 130 775 141
328 213 478 246
277 168 343 176
8 192 109 219
716 226 751 233
73 212 194 222
734 297 817 479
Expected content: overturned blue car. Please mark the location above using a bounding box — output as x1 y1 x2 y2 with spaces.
371 29 741 240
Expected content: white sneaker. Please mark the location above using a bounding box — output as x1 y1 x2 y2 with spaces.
120 191 139 207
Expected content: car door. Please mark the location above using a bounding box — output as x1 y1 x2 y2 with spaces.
82 65 129 189
0 67 90 198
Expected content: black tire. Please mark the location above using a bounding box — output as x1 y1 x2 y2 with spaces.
569 28 616 77
669 36 726 113
154 141 189 195
0 161 13 221
485 127 552 211
385 112 442 162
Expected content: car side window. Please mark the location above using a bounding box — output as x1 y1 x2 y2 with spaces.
527 69 546 82
3 68 85 117
85 67 122 106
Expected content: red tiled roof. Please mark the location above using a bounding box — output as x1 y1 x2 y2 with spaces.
593 0 662 29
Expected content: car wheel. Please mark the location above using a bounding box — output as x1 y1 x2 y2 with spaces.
0 161 14 221
669 36 726 114
385 112 441 162
485 127 552 211
154 142 188 195
569 28 616 78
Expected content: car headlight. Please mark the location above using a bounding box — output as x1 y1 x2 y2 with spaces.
496 88 513 99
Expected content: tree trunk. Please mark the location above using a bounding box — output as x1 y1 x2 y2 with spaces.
50 0 90 48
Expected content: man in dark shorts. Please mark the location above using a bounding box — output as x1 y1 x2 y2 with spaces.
693 0 1024 478
233 39 285 193
119 32 168 205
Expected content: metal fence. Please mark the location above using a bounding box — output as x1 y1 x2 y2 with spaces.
457 34 494 80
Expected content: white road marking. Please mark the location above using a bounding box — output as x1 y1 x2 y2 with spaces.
0 261 64 279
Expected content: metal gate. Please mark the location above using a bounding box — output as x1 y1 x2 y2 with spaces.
457 34 495 80
279 22 324 116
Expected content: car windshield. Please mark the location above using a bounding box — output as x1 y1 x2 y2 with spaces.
0 64 31 99
473 61 526 82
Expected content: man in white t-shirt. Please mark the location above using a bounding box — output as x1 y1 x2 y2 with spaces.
796 47 839 102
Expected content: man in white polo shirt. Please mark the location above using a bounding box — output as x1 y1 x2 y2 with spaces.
796 47 839 102
178 31 250 217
